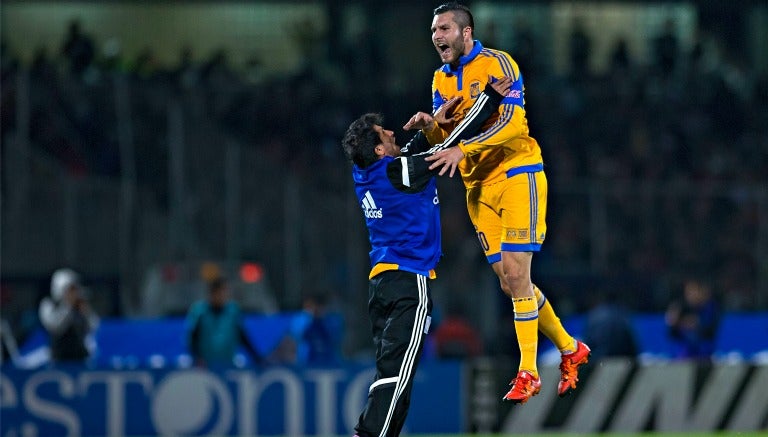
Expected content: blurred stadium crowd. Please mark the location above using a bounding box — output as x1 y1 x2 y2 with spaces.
1 2 767 359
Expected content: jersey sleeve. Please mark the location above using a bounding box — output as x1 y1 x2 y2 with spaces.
428 81 506 153
387 83 506 192
458 53 528 157
400 130 430 156
386 155 438 193
423 76 450 146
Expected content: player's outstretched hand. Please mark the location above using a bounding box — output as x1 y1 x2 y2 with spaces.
490 75 513 96
425 146 464 177
433 95 463 126
403 111 435 131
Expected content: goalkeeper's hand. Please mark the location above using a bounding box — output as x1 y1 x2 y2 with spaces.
433 95 463 126
403 111 435 131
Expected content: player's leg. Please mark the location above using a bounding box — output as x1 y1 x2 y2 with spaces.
494 251 541 403
533 284 575 353
493 252 538 370
522 171 577 352
497 172 542 379
467 182 540 403
355 270 432 437
532 281 592 391
508 170 590 396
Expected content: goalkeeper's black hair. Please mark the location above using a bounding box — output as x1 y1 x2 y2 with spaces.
341 113 383 169
434 2 474 33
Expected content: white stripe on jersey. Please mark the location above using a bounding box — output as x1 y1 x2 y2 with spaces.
365 191 377 209
438 92 490 149
417 92 491 157
399 157 411 187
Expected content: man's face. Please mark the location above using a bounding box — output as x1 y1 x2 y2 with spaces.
210 287 229 308
64 285 82 305
373 125 401 157
432 12 468 65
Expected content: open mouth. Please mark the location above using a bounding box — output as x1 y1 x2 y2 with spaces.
436 43 451 58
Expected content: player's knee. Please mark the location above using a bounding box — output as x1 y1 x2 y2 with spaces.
498 280 515 298
503 265 526 284
499 269 530 297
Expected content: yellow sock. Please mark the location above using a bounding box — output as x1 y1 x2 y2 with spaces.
512 296 539 378
533 285 576 353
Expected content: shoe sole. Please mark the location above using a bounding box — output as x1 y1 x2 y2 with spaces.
558 352 591 398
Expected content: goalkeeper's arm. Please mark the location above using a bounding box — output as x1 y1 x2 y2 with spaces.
388 79 510 191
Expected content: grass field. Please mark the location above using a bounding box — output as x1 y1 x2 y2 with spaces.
410 434 765 437
188 430 767 437
426 434 767 437
370 434 763 437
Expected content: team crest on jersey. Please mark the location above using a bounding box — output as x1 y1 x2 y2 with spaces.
469 81 481 99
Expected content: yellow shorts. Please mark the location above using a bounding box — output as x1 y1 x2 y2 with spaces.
466 170 548 263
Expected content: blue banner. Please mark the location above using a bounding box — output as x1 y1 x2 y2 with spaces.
0 362 463 436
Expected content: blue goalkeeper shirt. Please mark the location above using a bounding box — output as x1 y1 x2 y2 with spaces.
353 156 442 279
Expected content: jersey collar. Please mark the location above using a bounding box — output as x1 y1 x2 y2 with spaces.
440 40 483 74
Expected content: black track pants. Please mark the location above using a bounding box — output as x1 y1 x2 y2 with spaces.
355 270 433 437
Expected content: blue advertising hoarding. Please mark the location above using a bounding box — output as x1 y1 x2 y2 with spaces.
1 361 464 436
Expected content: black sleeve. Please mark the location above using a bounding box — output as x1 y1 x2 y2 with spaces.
386 82 506 192
427 81 506 153
400 130 430 156
386 155 439 193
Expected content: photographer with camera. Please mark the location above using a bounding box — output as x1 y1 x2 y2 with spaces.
38 268 100 364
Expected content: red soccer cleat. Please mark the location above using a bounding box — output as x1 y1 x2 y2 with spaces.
558 340 591 397
502 370 542 404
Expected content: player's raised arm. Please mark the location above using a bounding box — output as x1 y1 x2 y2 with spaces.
401 96 463 156
426 76 513 177
392 77 511 183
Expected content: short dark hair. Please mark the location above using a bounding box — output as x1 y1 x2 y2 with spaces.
434 2 474 33
341 113 383 168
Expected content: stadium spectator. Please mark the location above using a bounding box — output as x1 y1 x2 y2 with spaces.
665 277 721 360
432 300 484 359
582 289 639 360
60 19 95 78
38 268 100 363
652 18 679 77
185 276 263 367
288 291 344 366
568 17 592 77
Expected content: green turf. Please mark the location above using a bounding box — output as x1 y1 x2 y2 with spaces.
157 433 765 437
417 434 765 437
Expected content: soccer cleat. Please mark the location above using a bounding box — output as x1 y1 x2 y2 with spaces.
502 370 542 404
557 340 591 397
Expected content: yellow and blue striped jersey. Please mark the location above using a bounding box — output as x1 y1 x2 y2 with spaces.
424 40 543 187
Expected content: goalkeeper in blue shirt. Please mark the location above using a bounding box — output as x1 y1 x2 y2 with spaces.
342 76 510 437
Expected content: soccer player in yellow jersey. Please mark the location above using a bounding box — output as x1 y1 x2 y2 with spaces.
404 2 591 404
